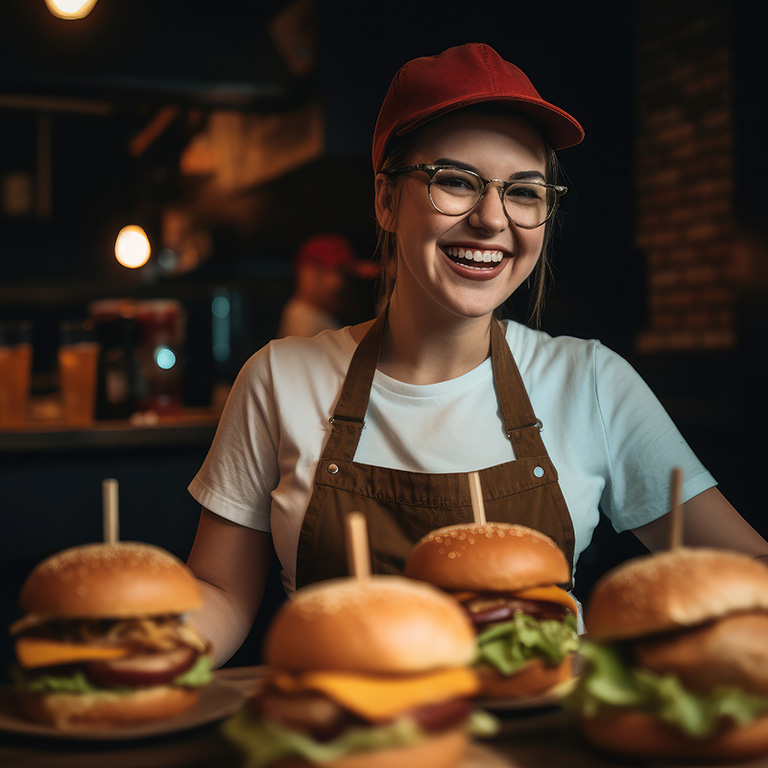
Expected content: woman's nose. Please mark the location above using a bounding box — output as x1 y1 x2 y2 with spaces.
467 184 508 234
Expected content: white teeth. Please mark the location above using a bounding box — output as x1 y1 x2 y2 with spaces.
446 247 504 264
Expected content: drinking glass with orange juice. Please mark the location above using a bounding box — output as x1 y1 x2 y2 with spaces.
58 321 99 427
0 321 33 430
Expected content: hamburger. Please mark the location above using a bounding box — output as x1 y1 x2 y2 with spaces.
566 547 768 760
223 575 492 767
404 522 579 699
10 541 213 730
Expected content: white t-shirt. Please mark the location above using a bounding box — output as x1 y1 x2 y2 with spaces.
188 321 715 593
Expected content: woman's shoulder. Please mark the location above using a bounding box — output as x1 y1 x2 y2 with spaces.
502 319 604 364
502 320 646 394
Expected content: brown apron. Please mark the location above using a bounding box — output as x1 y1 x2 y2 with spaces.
295 309 575 590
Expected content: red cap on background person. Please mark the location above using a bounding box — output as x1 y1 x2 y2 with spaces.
295 234 377 279
372 42 585 171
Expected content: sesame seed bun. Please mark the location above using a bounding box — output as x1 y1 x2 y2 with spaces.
403 522 571 592
15 686 201 731
578 710 768 762
476 656 574 699
267 727 469 768
584 547 768 641
19 542 202 619
264 575 477 674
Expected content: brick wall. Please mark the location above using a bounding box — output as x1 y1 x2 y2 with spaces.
634 1 737 352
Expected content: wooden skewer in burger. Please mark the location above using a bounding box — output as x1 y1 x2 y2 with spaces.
404 472 580 700
9 478 213 730
224 511 490 768
567 468 768 761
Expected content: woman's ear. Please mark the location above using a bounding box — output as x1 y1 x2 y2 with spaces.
374 173 397 233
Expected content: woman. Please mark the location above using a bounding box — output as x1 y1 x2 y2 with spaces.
187 43 768 666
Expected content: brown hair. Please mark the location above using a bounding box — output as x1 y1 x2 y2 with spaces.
373 109 563 328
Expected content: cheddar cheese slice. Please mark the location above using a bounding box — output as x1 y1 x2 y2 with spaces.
269 666 479 721
510 585 578 615
16 637 130 669
454 585 577 615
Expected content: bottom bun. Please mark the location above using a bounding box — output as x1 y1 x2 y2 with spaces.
269 726 469 768
16 685 201 731
477 655 573 699
579 710 768 761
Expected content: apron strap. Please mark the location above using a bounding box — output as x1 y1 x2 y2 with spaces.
491 319 547 459
322 308 388 460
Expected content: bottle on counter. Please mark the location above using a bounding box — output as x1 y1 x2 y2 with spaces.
134 299 185 416
89 300 140 420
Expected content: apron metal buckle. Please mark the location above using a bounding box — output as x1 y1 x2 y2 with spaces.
329 415 366 428
508 419 543 436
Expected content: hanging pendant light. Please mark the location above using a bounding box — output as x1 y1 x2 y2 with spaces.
115 225 151 269
44 0 99 20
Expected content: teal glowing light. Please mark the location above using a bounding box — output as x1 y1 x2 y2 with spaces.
154 346 177 370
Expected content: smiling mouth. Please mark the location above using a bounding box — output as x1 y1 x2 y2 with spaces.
444 246 506 269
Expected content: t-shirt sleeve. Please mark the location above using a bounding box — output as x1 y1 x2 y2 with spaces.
187 347 280 532
594 343 716 532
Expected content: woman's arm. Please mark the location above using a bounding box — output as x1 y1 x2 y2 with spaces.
186 508 275 667
632 487 768 564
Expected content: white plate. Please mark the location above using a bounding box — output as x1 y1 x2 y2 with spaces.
0 680 246 741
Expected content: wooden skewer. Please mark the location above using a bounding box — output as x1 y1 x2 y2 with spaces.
102 478 120 545
668 467 684 550
468 471 487 525
345 512 371 579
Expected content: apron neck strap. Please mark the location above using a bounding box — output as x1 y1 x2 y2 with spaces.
490 319 547 457
323 307 388 459
324 309 546 460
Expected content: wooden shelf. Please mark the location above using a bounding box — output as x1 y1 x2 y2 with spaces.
0 408 220 453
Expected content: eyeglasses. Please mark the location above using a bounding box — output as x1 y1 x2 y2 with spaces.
384 164 567 229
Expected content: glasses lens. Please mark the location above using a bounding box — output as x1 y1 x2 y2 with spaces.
504 182 555 228
428 168 483 215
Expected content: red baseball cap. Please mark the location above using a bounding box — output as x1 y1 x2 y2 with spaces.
296 234 377 278
372 42 585 171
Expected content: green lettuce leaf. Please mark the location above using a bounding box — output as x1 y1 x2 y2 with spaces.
475 612 579 675
468 708 500 738
563 640 768 737
223 710 500 766
173 654 214 687
221 711 428 767
11 653 214 695
12 667 108 694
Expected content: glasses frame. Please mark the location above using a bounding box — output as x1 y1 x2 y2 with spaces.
384 163 567 229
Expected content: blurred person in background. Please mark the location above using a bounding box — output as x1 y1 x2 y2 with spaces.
276 233 376 338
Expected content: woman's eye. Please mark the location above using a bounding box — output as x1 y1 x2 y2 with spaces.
507 184 544 203
435 172 478 193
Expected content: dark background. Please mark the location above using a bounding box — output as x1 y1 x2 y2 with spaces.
0 0 639 347
1 0 765 674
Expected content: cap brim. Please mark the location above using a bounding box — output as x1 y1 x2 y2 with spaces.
397 95 585 151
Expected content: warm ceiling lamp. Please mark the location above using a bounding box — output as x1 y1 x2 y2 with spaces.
44 0 99 20
115 225 151 269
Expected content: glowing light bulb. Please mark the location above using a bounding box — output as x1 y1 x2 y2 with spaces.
44 0 99 19
115 225 151 269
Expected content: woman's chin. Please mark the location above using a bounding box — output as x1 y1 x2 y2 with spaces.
440 283 525 320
